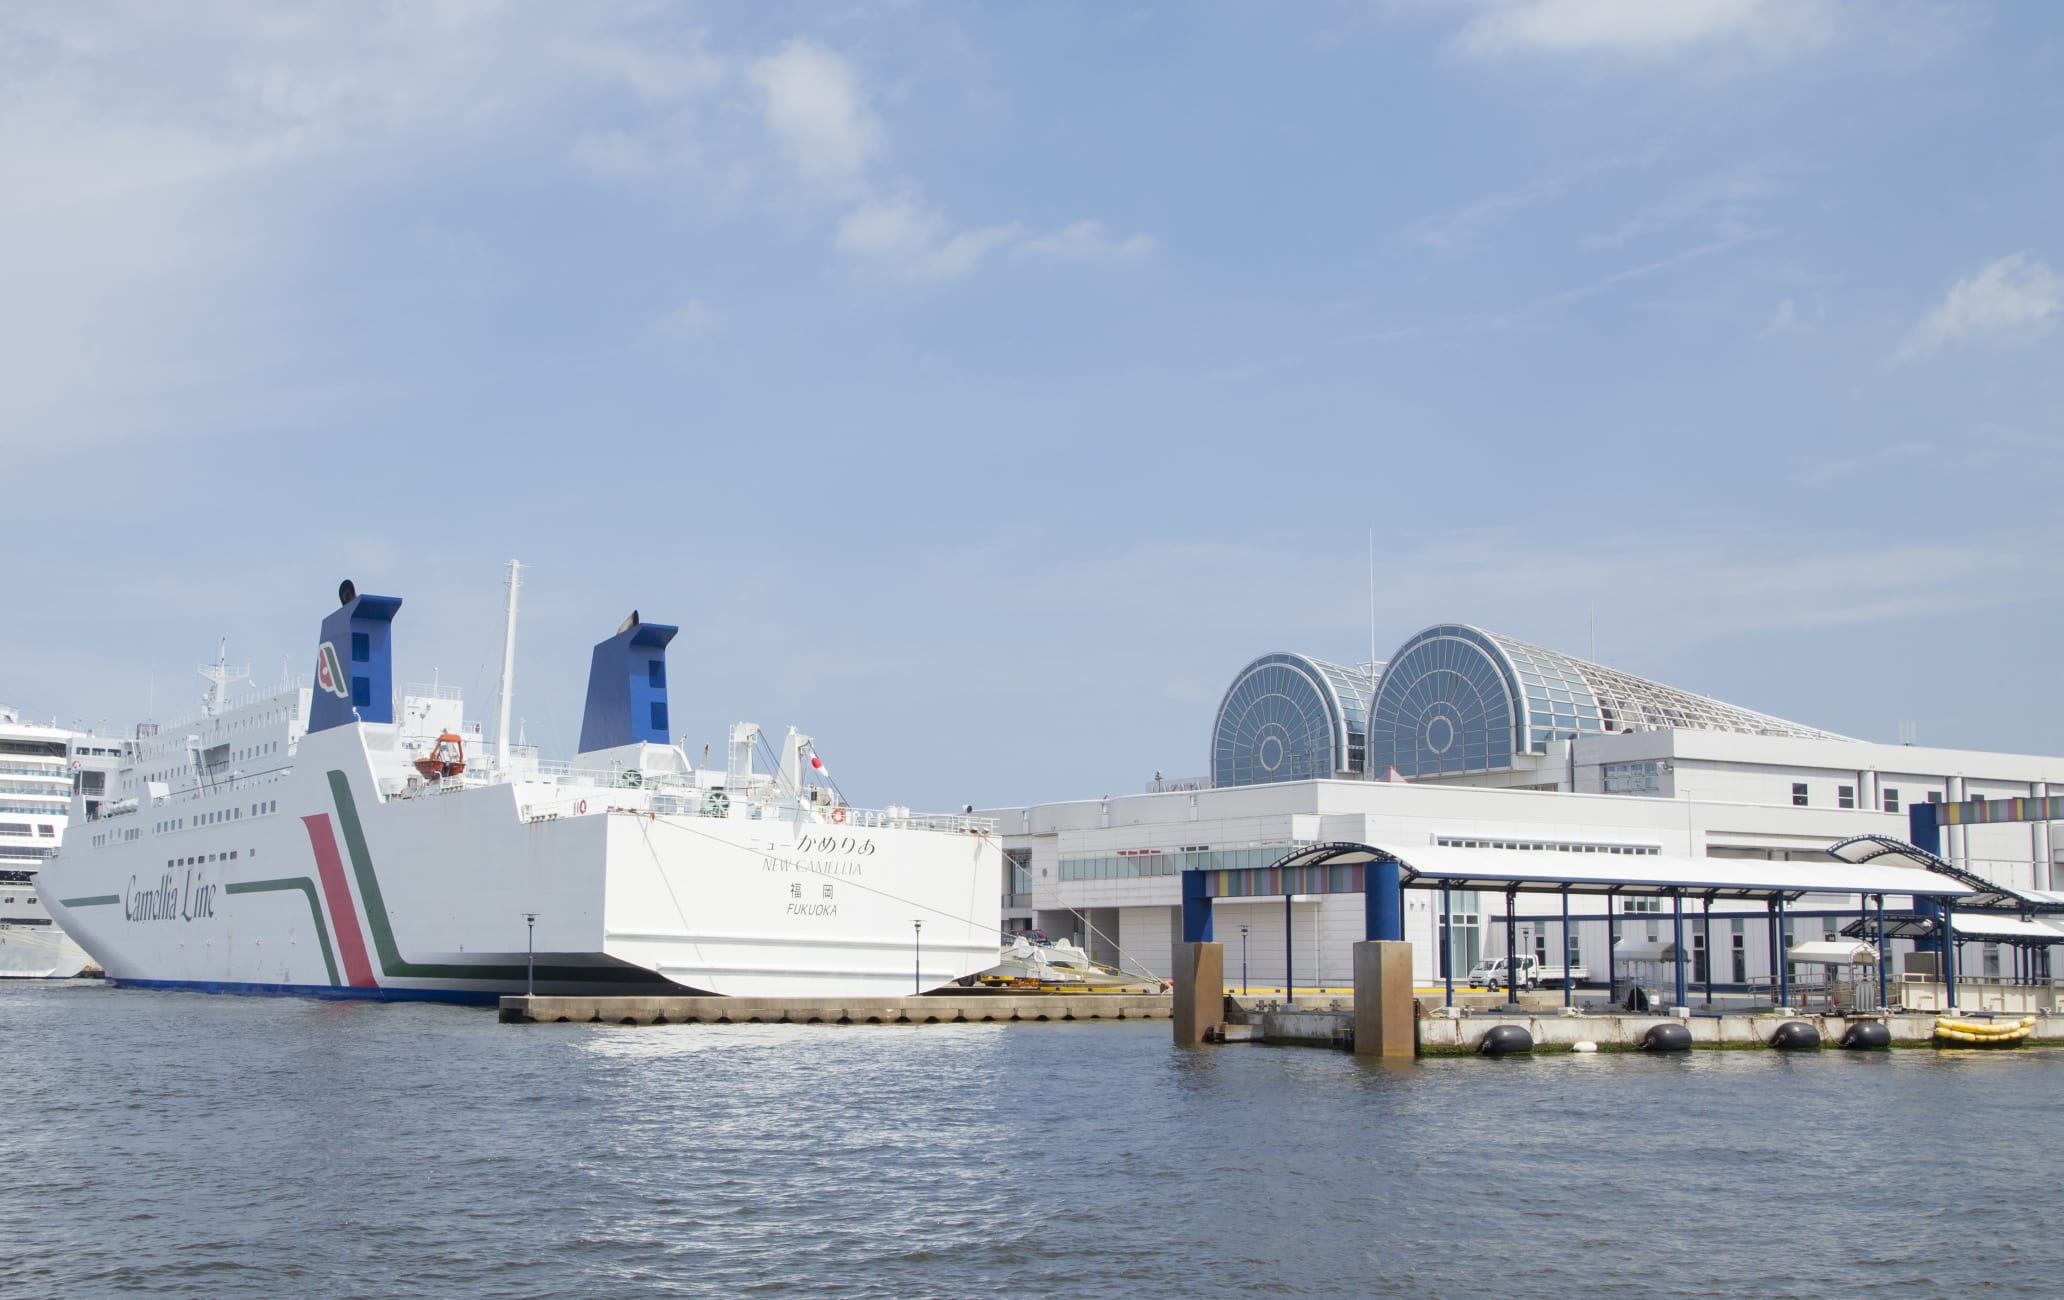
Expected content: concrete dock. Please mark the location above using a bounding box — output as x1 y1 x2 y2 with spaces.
500 992 1173 1026
1418 1009 2063 1051
1208 998 2064 1050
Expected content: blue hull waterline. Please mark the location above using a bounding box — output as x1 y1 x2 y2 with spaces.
111 978 502 1006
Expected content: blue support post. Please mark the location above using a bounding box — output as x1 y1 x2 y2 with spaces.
1364 856 1403 942
1672 892 1687 1011
1943 899 1957 1011
1765 900 1778 1008
1776 896 1790 1007
1180 870 1213 943
1908 801 1942 858
1940 907 1956 1019
1702 896 1713 1006
1561 886 1572 1008
1284 894 1294 1005
1509 899 1522 1003
1607 900 1618 1008
1875 893 1887 1011
1441 882 1454 1009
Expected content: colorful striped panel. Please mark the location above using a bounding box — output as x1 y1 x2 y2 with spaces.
1937 795 2064 827
1203 862 1366 899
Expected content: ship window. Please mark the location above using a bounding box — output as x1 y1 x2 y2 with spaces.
648 659 666 688
352 677 371 708
351 632 370 663
230 851 237 860
37 824 53 836
650 703 668 733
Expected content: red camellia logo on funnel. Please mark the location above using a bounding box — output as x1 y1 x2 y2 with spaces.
315 641 350 699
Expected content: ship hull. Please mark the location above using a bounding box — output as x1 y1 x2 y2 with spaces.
0 924 90 979
43 726 1000 1002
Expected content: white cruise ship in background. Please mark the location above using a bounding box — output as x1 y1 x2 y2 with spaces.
0 705 122 977
43 567 1002 1002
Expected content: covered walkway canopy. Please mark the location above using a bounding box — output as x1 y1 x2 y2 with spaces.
1828 835 2064 913
1188 840 1976 905
1846 912 2064 943
1182 839 1976 1012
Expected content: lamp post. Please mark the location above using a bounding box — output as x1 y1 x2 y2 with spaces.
1239 925 1249 996
912 919 923 996
524 912 537 998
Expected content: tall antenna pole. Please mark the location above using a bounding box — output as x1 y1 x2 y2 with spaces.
495 560 522 771
1367 528 1376 670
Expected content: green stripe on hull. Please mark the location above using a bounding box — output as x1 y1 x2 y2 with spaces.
60 895 121 907
321 769 678 988
327 769 534 982
224 877 341 986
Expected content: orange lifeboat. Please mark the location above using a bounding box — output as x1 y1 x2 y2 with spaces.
414 732 467 781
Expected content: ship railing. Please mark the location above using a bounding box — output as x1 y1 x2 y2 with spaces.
835 806 998 834
403 682 465 701
532 759 610 782
513 786 996 834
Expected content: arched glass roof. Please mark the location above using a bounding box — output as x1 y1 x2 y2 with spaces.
1210 653 1379 787
1365 624 1847 780
1362 625 1519 779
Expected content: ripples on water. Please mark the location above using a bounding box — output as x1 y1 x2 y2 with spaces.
6 981 2064 1297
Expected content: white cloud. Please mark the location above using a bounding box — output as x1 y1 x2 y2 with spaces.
566 39 725 103
1588 167 1771 247
652 299 725 343
1411 177 1570 254
568 129 668 178
836 197 1020 279
1455 0 1839 60
1013 220 1156 263
1898 253 2064 360
748 40 882 185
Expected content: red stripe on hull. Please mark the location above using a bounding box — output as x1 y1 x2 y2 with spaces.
302 813 378 987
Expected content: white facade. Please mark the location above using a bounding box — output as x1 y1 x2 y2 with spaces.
1 705 128 976
983 729 2064 992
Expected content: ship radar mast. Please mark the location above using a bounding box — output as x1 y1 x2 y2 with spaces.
495 559 522 771
197 639 250 717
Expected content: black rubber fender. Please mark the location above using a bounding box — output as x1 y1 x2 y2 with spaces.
1838 1021 1892 1050
1640 1022 1692 1052
1478 1024 1534 1055
1769 1020 1822 1050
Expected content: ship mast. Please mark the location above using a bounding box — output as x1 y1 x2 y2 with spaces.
495 559 522 772
197 638 249 717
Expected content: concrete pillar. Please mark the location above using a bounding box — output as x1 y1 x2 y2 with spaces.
1353 940 1416 1058
1172 941 1224 1046
2034 782 2051 892
1948 776 1966 875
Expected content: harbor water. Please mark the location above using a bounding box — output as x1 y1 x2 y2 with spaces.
7 981 2064 1297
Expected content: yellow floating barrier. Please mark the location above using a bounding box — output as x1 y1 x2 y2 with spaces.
1933 1015 2036 1046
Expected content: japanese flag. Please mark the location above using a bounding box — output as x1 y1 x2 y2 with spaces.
810 753 830 781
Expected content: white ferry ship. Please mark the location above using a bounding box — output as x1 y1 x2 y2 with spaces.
0 706 121 978
42 572 1001 1003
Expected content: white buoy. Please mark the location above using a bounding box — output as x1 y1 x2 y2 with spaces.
1572 1041 1599 1053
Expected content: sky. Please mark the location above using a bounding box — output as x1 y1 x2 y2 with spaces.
3 0 2062 810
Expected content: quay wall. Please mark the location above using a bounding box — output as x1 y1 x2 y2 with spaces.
1417 1010 2064 1051
501 993 1171 1026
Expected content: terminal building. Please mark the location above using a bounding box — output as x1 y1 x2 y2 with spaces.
984 624 2064 999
